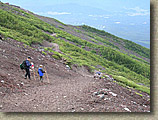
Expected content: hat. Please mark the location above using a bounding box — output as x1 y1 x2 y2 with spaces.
39 65 43 67
28 56 31 59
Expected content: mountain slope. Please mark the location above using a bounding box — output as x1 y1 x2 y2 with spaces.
0 38 150 112
0 2 150 112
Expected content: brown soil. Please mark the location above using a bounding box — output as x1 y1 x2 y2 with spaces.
0 38 150 112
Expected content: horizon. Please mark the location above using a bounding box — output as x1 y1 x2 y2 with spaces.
1 0 150 48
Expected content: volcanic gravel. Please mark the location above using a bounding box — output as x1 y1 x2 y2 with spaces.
0 38 150 112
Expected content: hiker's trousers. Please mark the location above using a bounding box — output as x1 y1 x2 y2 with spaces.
40 76 43 81
25 68 30 79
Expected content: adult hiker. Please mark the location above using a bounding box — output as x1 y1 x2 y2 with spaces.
38 65 45 82
24 56 32 80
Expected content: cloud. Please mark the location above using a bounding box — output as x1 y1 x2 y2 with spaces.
88 14 110 19
102 26 106 29
115 22 120 24
127 12 149 16
143 22 147 24
124 7 149 16
47 11 71 15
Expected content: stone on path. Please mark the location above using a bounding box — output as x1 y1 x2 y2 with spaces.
109 92 117 97
124 107 131 112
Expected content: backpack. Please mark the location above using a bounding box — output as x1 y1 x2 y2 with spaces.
20 60 27 70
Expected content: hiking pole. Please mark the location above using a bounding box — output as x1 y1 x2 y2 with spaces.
44 66 50 83
33 68 36 81
36 68 40 81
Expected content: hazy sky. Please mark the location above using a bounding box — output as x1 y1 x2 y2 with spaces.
1 0 150 48
2 0 150 12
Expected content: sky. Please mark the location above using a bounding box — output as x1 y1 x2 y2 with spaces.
1 0 150 48
1 0 150 12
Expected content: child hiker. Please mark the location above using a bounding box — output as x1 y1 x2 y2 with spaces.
38 65 45 82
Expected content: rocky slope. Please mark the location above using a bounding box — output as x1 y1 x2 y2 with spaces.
0 38 150 112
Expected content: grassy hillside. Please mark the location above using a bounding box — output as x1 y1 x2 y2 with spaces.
0 2 150 93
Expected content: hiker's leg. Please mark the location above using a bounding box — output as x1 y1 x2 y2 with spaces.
25 69 28 78
28 69 31 79
41 76 43 81
40 76 43 82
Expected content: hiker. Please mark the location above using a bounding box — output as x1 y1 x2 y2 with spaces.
94 70 102 79
38 65 45 82
24 56 32 80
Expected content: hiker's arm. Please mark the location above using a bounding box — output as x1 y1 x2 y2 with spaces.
41 69 45 73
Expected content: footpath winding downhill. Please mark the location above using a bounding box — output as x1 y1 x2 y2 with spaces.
0 38 150 112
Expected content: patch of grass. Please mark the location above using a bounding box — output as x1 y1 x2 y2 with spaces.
58 25 64 29
52 54 61 60
113 75 150 94
135 92 143 97
42 51 47 55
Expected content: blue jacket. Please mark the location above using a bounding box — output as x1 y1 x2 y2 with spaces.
25 60 31 69
96 71 101 75
38 68 45 76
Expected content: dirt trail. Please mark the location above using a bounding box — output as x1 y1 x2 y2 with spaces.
0 38 150 112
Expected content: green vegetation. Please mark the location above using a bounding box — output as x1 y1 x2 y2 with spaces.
52 54 61 60
113 75 150 94
135 92 143 97
80 25 150 59
0 3 150 94
42 51 47 55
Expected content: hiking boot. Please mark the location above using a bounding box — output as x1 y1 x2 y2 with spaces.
24 77 27 79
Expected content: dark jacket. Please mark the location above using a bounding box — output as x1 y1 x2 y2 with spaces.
25 60 32 69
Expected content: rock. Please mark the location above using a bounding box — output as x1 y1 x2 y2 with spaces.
144 100 150 105
143 105 147 108
102 88 110 91
109 92 117 97
98 90 108 95
98 94 105 99
15 103 18 107
63 96 67 98
71 108 75 112
0 105 2 109
90 108 95 111
124 107 131 112
24 93 28 96
72 109 75 112
131 101 137 105
1 80 4 83
66 65 70 70
81 108 84 111
98 91 104 94
93 92 99 96
20 82 24 86
104 98 110 101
